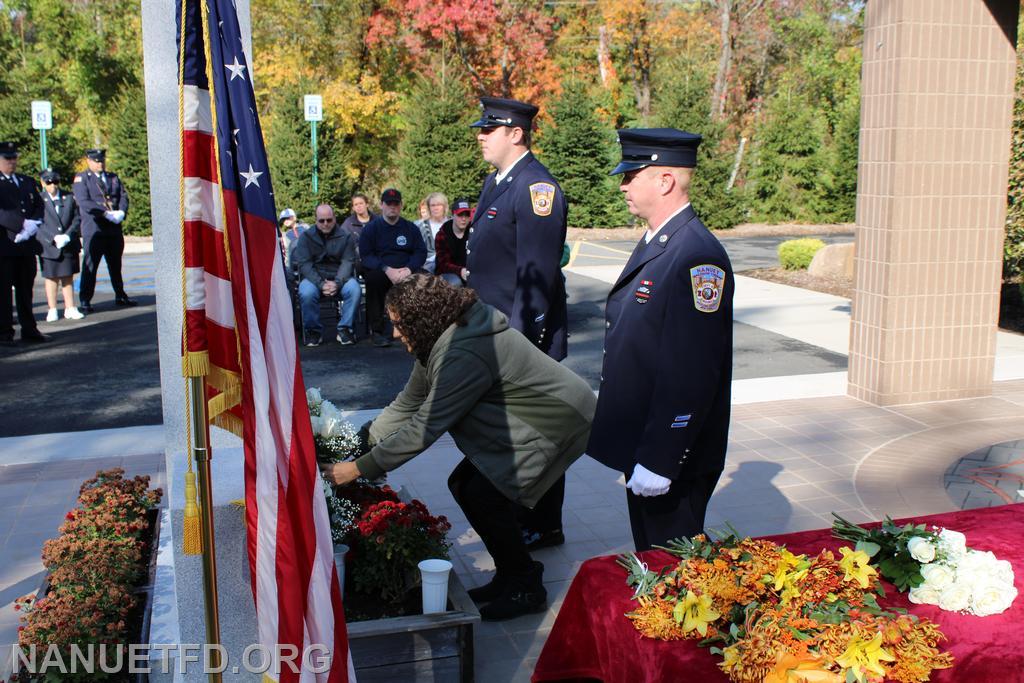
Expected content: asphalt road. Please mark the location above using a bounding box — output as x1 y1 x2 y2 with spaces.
0 234 850 436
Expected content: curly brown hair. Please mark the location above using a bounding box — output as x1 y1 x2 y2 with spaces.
385 274 479 364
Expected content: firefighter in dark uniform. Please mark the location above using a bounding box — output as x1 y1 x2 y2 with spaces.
73 148 135 312
588 128 734 551
0 141 48 343
466 96 569 550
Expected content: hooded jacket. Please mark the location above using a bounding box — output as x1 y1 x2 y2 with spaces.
355 301 595 508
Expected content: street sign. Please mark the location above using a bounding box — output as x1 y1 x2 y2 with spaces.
303 95 323 122
31 100 52 130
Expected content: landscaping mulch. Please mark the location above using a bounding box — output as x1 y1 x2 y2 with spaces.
740 268 1024 336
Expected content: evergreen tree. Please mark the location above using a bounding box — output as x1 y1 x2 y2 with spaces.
652 60 745 231
394 70 486 216
540 81 627 228
1005 8 1024 282
747 82 832 223
107 87 152 235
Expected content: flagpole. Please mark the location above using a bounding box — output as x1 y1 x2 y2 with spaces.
188 375 224 682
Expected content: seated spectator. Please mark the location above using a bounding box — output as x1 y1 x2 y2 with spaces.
36 169 84 321
293 203 361 347
339 193 374 273
416 192 449 274
358 188 426 347
435 197 471 288
279 207 309 271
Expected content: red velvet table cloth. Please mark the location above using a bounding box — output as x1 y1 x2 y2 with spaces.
533 504 1024 683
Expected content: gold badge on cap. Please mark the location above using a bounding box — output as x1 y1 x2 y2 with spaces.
690 264 725 313
529 182 555 217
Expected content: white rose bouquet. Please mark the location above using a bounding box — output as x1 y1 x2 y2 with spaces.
306 387 363 462
834 514 1017 616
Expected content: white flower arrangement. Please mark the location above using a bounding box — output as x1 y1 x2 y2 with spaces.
306 387 362 463
907 528 1018 617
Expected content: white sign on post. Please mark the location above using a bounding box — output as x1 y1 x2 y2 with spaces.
31 100 52 130
303 95 323 122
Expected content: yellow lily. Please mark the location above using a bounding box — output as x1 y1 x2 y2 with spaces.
836 632 895 682
672 590 721 637
838 547 877 589
764 652 843 683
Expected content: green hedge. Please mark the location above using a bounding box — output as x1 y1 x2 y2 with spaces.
778 238 825 270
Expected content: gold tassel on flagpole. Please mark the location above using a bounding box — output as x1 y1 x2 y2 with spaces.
183 469 203 554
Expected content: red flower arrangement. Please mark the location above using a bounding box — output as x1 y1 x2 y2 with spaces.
347 492 452 603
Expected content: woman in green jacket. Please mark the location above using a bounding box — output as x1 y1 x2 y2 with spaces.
321 273 595 620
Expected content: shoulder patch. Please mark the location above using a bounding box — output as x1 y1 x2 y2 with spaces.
529 182 555 217
690 264 725 313
73 175 82 183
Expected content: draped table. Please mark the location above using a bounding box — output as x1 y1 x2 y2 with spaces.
532 504 1024 683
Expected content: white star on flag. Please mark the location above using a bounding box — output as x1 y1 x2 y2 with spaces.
239 164 263 188
225 56 246 81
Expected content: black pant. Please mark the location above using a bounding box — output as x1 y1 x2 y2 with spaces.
626 470 723 551
0 253 39 338
518 474 564 533
80 230 126 303
448 459 533 578
362 268 392 334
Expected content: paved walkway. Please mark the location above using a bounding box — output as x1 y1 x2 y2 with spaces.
3 259 1024 679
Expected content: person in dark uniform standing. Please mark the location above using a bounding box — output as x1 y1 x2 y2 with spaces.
0 141 48 344
73 148 135 312
466 96 570 551
37 169 85 321
588 128 733 552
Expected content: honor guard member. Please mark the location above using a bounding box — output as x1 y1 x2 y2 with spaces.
73 148 135 312
588 128 734 551
467 96 571 551
0 141 48 343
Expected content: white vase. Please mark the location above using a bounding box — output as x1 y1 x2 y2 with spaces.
333 544 349 596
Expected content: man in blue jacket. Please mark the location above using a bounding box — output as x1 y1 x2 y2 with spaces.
466 96 570 551
588 128 734 551
358 188 427 347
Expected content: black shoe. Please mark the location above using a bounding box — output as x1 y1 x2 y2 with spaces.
21 330 51 343
80 302 95 313
371 333 392 348
337 327 356 345
479 561 547 621
523 528 565 551
115 296 138 307
304 331 323 347
467 573 508 604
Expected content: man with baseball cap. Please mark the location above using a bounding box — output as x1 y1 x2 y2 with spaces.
73 148 134 312
357 188 427 347
434 197 472 287
0 141 47 343
587 128 734 551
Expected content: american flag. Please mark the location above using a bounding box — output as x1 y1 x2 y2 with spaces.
178 1 353 680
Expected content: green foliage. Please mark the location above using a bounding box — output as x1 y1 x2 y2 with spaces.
540 81 627 228
265 81 354 221
652 59 745 231
1005 10 1024 282
393 71 487 218
778 238 825 270
107 88 151 235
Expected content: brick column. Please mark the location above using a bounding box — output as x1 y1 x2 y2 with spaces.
849 0 1020 405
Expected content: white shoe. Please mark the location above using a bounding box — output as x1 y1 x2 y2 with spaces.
64 307 85 320
46 308 59 322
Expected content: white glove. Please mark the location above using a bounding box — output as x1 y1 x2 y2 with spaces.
112 210 126 223
14 220 39 243
54 234 71 249
627 464 672 497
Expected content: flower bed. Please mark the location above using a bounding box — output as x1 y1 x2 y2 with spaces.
11 468 163 683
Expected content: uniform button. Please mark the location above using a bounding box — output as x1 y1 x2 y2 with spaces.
466 248 471 254
605 321 611 329
600 374 604 381
469 228 474 233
